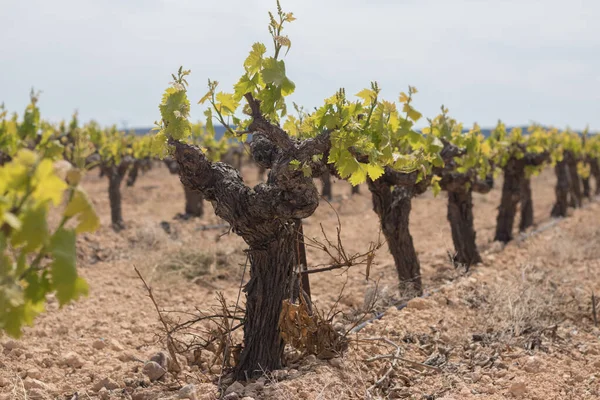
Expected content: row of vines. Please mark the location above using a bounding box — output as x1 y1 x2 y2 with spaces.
2 1 599 386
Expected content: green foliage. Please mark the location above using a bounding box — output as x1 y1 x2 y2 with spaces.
0 150 99 337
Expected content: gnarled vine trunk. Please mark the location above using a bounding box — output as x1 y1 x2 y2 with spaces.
566 151 582 208
320 170 332 200
103 162 129 231
236 227 297 379
447 188 481 267
495 159 523 243
368 179 421 296
590 159 600 195
519 178 533 232
582 176 591 199
551 160 570 218
169 103 328 379
494 152 548 243
126 162 139 187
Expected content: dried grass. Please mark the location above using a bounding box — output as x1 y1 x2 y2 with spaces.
481 266 559 342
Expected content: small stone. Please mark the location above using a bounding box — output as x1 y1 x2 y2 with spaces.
271 369 287 381
108 339 124 351
132 389 159 400
225 381 244 396
223 394 240 400
243 381 264 397
23 378 48 391
303 354 317 364
150 352 170 369
523 356 543 373
142 361 166 381
27 368 42 380
241 397 255 400
406 297 435 310
93 339 107 350
25 388 50 400
98 387 110 400
508 382 527 397
179 384 197 399
328 358 343 368
93 377 120 392
0 377 9 387
61 352 84 368
2 340 22 351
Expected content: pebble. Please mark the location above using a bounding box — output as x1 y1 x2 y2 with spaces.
92 339 107 350
61 352 85 368
132 389 159 400
328 358 343 368
108 338 125 351
150 351 170 369
142 361 166 381
23 378 49 391
406 297 436 310
225 381 244 396
178 384 197 400
25 388 49 400
92 377 120 392
243 381 264 397
27 368 42 380
0 377 9 387
2 340 22 351
508 382 528 397
223 394 239 400
523 356 543 373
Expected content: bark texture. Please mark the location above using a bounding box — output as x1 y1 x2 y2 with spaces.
519 178 533 232
440 171 492 268
582 176 591 199
590 159 600 195
494 152 548 243
320 170 332 200
495 159 522 243
447 189 481 267
368 179 422 296
102 160 131 231
565 151 582 208
168 93 331 379
236 227 297 378
551 160 570 218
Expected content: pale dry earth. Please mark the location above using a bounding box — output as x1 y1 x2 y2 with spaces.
1 164 599 399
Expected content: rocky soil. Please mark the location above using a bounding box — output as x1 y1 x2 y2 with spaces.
1 164 599 400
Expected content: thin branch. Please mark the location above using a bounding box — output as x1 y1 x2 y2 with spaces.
134 266 182 373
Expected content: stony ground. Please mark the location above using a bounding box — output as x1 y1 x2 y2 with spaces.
1 164 599 400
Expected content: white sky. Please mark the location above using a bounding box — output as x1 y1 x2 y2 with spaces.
2 0 599 130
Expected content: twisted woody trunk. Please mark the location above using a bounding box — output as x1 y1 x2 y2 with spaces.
441 172 493 268
494 152 548 243
169 94 330 379
366 143 462 296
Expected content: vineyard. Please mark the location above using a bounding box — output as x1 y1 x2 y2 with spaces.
2 3 600 400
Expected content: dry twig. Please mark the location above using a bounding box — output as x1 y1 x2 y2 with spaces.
134 266 182 373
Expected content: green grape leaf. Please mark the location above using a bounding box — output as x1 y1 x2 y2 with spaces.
348 163 368 186
63 188 100 233
366 163 385 181
10 205 48 253
49 228 88 306
244 43 267 75
261 58 286 85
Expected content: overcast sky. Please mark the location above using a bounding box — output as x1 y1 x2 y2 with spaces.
2 0 599 130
